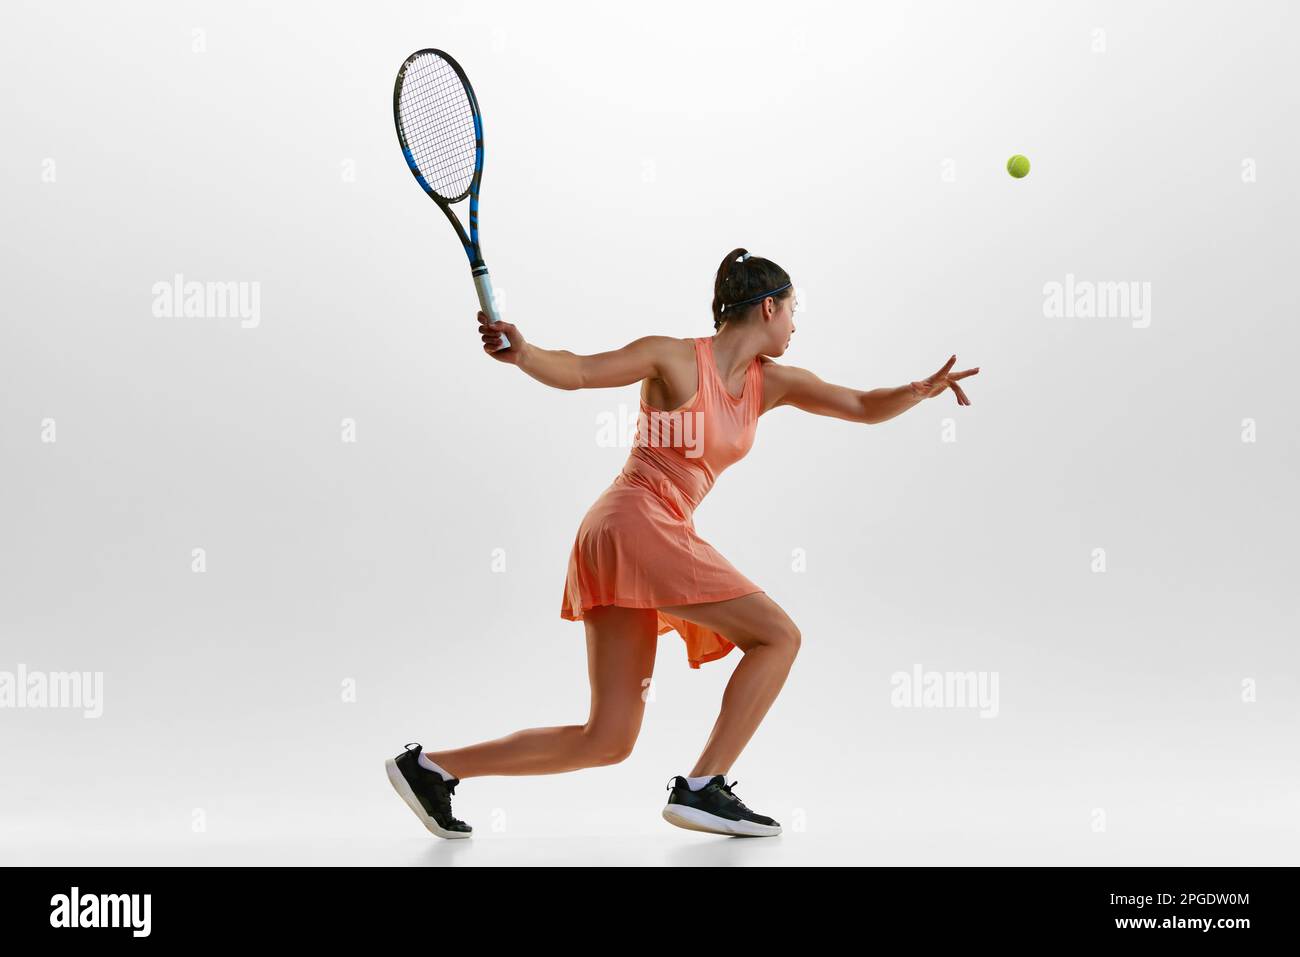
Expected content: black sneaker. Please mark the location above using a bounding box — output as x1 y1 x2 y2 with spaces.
385 742 472 839
662 774 782 837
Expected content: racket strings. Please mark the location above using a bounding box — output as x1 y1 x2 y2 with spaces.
401 63 474 182
398 55 478 201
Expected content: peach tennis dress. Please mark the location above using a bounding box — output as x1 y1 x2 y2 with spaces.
560 335 766 668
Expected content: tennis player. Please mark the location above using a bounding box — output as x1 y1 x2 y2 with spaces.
387 248 979 838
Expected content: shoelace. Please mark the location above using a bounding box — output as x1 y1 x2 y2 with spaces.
430 779 467 826
716 779 753 812
663 776 752 812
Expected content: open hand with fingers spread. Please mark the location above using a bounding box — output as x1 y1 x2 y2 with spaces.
477 311 525 364
909 355 980 405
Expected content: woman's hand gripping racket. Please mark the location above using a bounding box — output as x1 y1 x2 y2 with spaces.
393 48 511 353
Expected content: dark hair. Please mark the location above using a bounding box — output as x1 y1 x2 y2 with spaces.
711 248 793 331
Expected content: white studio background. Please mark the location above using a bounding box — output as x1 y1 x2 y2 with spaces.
1 0 1297 865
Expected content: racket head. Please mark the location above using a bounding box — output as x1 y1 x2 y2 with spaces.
393 48 483 206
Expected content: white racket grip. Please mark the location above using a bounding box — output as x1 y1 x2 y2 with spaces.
473 269 511 351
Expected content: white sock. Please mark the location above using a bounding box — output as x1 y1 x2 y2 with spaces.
418 752 455 781
685 774 721 791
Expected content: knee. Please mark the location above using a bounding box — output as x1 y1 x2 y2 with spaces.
758 618 801 658
582 728 637 766
594 741 635 766
779 619 802 656
604 742 635 765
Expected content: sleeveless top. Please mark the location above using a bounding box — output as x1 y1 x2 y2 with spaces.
615 336 763 521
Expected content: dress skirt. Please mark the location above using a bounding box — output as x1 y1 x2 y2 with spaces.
560 474 763 669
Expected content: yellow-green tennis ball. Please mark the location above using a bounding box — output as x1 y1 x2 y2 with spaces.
1007 154 1030 178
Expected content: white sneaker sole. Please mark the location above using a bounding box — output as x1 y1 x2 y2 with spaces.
662 803 782 837
385 757 472 839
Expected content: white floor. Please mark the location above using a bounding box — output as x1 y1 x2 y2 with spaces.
7 811 1294 867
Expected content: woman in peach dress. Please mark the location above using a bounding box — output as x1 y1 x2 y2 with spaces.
385 248 979 838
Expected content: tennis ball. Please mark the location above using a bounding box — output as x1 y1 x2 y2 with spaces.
1007 154 1030 179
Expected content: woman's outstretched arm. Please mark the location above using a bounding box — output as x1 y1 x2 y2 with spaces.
475 311 676 391
765 355 979 424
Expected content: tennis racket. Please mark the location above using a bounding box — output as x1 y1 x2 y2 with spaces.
393 48 510 351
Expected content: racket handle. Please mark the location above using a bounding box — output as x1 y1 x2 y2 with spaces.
473 268 511 351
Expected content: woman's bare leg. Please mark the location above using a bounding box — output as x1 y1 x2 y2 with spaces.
423 605 658 780
658 592 800 778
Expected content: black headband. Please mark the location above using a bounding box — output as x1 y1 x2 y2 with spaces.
721 281 792 312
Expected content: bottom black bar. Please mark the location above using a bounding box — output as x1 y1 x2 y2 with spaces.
0 865 1288 943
